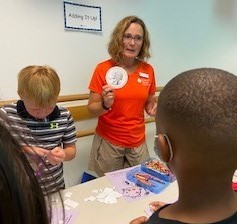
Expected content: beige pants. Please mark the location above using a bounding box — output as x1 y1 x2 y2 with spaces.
88 133 150 177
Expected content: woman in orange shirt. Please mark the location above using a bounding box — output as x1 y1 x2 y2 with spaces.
87 16 157 177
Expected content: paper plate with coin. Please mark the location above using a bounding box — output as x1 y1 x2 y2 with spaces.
105 66 128 89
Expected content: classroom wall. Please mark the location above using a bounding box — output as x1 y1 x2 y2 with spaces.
1 0 237 187
0 0 237 100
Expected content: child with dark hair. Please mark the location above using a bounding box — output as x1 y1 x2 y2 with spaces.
0 111 63 224
130 68 237 224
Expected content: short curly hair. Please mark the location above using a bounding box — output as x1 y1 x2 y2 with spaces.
158 68 237 140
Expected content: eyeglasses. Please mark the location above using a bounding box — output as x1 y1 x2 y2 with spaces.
123 33 143 45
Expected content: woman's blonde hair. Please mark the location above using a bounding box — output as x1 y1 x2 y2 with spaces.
17 65 60 107
108 15 151 63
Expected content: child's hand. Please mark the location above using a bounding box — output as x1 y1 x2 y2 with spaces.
129 216 148 224
46 147 65 165
23 146 49 157
149 201 166 212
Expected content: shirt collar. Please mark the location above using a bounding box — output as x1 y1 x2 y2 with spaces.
16 100 60 121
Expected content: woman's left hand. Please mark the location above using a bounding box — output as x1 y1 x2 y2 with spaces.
145 95 157 117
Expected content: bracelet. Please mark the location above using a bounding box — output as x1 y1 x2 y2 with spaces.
102 100 110 110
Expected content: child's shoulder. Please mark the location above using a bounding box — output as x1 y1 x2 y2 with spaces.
1 102 18 113
57 105 69 113
56 105 74 119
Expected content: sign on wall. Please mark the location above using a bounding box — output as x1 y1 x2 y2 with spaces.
63 1 102 32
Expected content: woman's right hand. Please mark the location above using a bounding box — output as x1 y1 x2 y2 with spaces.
102 85 115 109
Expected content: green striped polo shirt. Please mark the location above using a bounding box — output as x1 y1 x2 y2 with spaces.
1 100 77 194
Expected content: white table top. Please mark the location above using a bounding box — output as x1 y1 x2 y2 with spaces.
58 175 179 224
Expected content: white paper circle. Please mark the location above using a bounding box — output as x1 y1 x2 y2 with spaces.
105 66 128 89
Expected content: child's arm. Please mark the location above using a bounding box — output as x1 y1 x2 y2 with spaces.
62 143 76 161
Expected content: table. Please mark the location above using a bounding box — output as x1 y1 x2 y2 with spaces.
58 175 179 224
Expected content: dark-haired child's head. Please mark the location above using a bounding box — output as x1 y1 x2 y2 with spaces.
156 68 237 179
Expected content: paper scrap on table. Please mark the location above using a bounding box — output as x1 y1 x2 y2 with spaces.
84 187 122 204
64 198 79 208
65 191 73 198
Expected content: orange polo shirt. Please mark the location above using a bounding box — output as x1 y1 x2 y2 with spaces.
88 59 156 147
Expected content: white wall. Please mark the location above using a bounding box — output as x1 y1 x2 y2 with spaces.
1 0 237 99
1 0 237 187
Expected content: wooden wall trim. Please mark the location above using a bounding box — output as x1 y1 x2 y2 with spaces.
0 87 163 138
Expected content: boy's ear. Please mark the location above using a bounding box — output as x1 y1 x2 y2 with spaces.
156 134 172 163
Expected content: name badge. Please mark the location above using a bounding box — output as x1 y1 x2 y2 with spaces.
139 72 149 78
